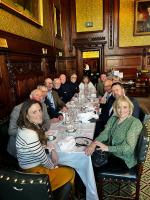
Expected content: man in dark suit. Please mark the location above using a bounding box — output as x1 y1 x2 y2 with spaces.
94 82 141 139
58 74 72 103
94 80 115 138
44 78 68 122
68 73 79 99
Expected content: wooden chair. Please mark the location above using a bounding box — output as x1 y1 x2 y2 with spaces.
96 123 150 200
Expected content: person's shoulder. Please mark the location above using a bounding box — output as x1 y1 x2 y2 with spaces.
109 94 115 100
52 90 58 95
41 102 47 108
13 102 23 111
129 116 143 127
107 115 118 123
18 128 36 134
18 128 38 139
128 96 139 104
79 82 84 86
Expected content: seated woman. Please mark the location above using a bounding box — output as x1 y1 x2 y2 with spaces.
79 75 96 97
85 96 143 169
16 99 75 200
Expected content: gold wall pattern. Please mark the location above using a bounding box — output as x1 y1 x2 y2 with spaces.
76 0 103 32
0 0 53 45
119 0 150 47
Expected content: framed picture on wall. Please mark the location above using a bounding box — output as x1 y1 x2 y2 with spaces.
0 0 43 27
134 0 150 35
53 5 62 39
147 55 150 65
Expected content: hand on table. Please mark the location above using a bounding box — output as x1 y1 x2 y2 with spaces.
85 142 96 156
51 117 60 123
62 106 68 112
58 115 64 121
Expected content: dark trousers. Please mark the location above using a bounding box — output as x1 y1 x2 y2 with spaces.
94 154 129 177
53 182 72 200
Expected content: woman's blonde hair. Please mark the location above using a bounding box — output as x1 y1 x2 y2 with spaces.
113 96 134 117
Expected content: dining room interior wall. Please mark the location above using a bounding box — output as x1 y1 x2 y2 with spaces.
0 0 53 45
119 0 150 47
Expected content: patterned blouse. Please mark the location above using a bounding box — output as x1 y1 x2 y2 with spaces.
96 116 143 168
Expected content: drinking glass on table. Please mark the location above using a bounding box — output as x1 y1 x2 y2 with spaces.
64 112 70 124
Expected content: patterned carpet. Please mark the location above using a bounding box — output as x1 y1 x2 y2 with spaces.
101 147 150 200
76 147 150 200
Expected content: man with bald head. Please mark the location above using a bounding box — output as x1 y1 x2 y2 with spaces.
7 89 51 157
44 78 67 122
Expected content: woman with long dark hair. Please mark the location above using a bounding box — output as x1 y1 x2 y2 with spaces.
16 99 75 200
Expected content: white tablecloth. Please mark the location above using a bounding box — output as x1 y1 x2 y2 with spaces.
47 122 99 200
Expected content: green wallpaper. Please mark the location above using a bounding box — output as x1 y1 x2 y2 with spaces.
0 0 53 45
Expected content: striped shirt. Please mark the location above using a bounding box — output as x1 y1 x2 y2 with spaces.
16 128 54 169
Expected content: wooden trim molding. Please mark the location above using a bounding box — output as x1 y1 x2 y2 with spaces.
108 0 114 49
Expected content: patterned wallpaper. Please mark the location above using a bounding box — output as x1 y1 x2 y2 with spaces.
0 0 53 45
119 0 150 47
76 0 103 32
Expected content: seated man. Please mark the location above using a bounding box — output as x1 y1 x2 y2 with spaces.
58 74 72 103
53 78 61 91
94 82 141 139
96 73 107 98
7 89 51 158
44 78 67 122
68 73 79 99
100 79 113 106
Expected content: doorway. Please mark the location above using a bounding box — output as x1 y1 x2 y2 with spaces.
73 37 106 81
82 50 100 85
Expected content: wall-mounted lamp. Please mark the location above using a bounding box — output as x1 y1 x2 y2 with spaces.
42 48 47 55
0 38 8 48
85 21 93 27
58 52 63 57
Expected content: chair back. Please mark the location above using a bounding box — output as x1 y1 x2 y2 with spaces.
135 123 149 163
0 169 53 200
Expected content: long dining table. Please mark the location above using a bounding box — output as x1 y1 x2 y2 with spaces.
47 118 99 200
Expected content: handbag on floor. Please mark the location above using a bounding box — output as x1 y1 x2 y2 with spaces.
91 148 108 168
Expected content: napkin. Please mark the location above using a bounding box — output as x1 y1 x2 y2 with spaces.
58 136 76 151
78 112 98 123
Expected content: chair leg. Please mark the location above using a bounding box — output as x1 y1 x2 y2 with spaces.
98 178 104 200
118 182 121 196
135 181 140 200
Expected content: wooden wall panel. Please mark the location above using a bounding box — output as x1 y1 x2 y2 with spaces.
0 55 12 119
105 56 142 71
122 56 142 67
0 30 56 119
